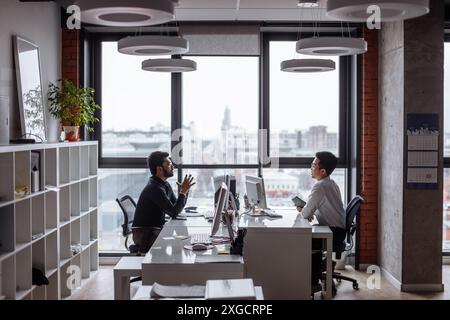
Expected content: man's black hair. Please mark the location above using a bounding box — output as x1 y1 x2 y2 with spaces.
315 151 338 176
147 151 170 175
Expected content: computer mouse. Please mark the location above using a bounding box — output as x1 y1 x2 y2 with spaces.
191 243 208 251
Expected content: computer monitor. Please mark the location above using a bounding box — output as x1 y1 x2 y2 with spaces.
245 176 268 209
212 174 236 204
211 182 228 237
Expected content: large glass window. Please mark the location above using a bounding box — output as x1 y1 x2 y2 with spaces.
98 168 178 252
101 42 171 158
182 56 259 165
269 41 340 158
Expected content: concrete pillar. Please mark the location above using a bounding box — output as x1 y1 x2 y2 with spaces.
379 0 444 291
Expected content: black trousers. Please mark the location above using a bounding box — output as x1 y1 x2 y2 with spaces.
132 227 161 254
311 227 347 285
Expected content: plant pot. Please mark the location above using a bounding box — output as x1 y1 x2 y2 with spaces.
63 126 80 142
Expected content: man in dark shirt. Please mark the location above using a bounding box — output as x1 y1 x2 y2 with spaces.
132 151 195 253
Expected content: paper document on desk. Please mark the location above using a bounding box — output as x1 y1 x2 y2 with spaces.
150 283 205 299
205 279 256 300
195 255 242 264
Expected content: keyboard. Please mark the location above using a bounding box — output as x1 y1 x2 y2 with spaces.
190 233 212 245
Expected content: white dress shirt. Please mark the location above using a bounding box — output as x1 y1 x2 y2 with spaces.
301 176 346 229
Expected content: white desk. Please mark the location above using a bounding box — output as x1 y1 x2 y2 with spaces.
239 209 333 300
142 226 244 286
140 209 333 300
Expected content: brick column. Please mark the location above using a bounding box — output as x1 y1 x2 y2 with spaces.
62 29 80 86
359 28 379 266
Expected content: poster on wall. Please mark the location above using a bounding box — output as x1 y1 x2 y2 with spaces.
406 113 439 189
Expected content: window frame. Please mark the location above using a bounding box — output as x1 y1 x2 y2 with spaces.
442 35 450 255
88 28 358 257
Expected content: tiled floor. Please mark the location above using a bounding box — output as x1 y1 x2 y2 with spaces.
69 265 450 300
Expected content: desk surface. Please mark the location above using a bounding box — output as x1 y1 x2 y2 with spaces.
142 226 242 265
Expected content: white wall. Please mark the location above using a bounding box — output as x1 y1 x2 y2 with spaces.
0 0 61 142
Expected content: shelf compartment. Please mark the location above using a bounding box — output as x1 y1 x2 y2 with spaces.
32 284 46 300
89 145 98 176
0 152 14 203
45 231 58 273
14 200 31 251
0 255 15 300
46 271 58 300
30 150 44 193
80 180 89 213
70 183 80 217
16 246 32 297
71 219 81 247
60 185 70 223
60 261 71 298
59 147 70 185
15 151 30 199
31 194 45 238
0 205 15 255
90 241 98 272
60 224 71 262
70 147 80 182
89 179 97 208
45 191 58 231
80 146 89 179
80 214 90 246
90 209 98 240
44 148 58 187
32 238 46 281
80 249 90 280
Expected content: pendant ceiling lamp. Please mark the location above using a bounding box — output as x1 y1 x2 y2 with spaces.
118 36 189 56
76 0 175 27
296 37 367 56
281 59 336 73
142 59 197 73
326 0 430 22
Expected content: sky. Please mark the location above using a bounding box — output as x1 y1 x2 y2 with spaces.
102 41 340 135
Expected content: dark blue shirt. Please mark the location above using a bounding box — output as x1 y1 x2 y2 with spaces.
132 176 187 228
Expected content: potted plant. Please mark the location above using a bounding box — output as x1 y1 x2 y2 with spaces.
48 79 101 141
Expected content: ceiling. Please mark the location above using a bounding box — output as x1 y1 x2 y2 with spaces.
175 0 331 21
45 0 333 22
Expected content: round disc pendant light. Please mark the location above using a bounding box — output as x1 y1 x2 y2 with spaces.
142 59 197 72
76 0 175 27
326 0 429 22
280 59 336 73
118 36 189 56
296 37 367 56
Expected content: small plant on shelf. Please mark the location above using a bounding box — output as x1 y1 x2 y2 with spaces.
48 79 101 141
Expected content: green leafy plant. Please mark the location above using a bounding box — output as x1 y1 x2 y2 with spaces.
48 79 101 133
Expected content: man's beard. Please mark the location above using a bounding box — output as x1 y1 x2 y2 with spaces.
163 168 174 178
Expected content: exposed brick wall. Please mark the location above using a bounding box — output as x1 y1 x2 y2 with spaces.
62 29 80 86
359 28 379 265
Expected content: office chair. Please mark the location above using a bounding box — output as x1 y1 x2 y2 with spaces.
322 195 364 296
116 195 140 254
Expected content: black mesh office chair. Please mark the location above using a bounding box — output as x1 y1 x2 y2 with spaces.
116 195 140 254
323 195 364 295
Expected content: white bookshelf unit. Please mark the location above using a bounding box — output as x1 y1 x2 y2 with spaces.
0 141 98 300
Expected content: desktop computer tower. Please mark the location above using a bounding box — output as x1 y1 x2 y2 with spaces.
0 96 9 145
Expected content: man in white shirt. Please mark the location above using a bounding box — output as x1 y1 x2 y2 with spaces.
297 151 346 295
